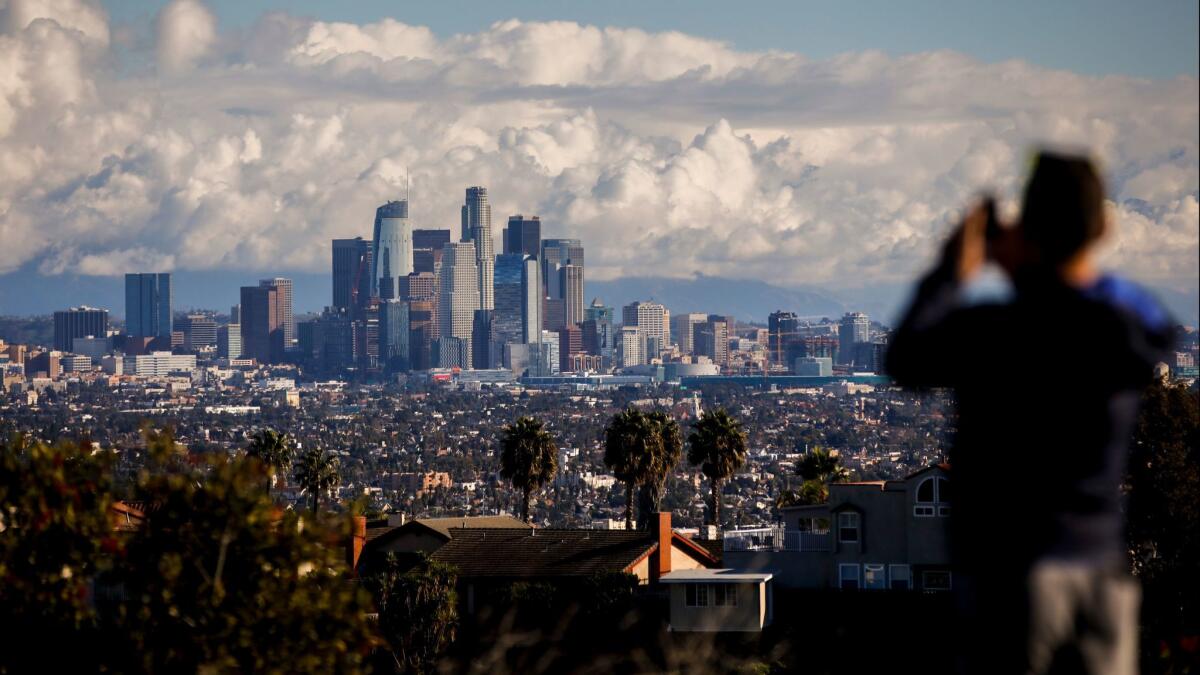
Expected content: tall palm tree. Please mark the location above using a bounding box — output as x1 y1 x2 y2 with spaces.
604 409 657 530
294 446 340 514
245 429 295 493
687 408 748 535
636 411 683 530
499 416 559 523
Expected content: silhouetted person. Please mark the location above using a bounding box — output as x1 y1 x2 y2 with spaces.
887 153 1173 675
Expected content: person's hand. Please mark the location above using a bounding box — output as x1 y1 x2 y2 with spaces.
941 201 989 283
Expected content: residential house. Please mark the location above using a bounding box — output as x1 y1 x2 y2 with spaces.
660 569 774 632
723 465 952 592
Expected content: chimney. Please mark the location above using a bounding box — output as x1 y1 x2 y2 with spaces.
349 515 367 576
655 511 672 580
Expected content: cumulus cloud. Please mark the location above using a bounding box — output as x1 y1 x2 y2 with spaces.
155 0 216 74
0 6 1195 299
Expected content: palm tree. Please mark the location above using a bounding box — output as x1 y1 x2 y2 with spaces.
604 409 657 530
499 417 559 523
294 446 340 514
687 408 748 535
245 429 295 493
636 411 683 530
793 446 848 505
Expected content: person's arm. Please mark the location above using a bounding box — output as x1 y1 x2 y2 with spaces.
886 202 989 388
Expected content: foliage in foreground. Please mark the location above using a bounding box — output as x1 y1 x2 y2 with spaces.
0 431 376 674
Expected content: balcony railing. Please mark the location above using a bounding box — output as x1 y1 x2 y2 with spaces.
724 527 831 552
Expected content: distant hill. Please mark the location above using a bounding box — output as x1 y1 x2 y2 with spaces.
587 274 851 324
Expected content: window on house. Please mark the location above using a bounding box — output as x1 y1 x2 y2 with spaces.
714 584 738 607
889 564 911 590
863 564 886 590
838 512 860 543
922 570 952 591
686 583 710 607
839 564 860 590
914 476 950 517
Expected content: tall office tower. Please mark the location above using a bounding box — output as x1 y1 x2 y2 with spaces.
584 299 614 363
671 312 707 354
619 326 644 368
229 304 241 324
259 278 295 348
561 264 584 326
621 301 670 359
332 237 372 313
379 299 410 373
412 229 451 274
539 330 561 375
461 187 494 310
472 309 499 370
522 258 542 344
370 200 413 300
240 285 281 364
504 215 541 256
179 314 218 351
304 308 358 371
217 324 242 359
493 254 529 347
125 273 172 338
407 298 435 370
838 312 871 365
53 307 109 352
438 242 480 360
540 238 584 312
557 324 582 372
768 311 801 367
694 315 732 367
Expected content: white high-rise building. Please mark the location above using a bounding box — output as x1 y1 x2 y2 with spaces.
622 301 670 360
671 312 707 354
371 200 414 300
619 326 644 368
438 242 480 357
461 187 494 311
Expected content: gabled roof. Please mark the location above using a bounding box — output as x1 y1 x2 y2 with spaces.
430 528 659 579
365 515 529 546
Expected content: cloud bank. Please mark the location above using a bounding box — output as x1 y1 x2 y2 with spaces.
0 1 1196 297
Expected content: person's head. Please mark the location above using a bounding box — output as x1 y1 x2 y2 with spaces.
1017 152 1107 270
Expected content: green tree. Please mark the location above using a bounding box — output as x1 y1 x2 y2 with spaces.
295 445 340 514
369 554 459 674
687 408 748 534
636 411 683 530
245 428 295 493
0 437 117 672
498 417 559 523
604 409 657 530
1126 379 1200 672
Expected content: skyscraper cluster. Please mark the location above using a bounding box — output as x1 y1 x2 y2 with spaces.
313 185 604 377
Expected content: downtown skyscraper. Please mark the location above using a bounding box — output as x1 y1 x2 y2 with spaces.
494 253 541 347
124 273 172 338
371 200 414 300
438 241 480 359
332 237 371 314
461 187 494 310
259 278 295 348
541 239 585 327
504 215 541 257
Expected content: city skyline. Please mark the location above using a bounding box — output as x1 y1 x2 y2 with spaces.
0 1 1194 322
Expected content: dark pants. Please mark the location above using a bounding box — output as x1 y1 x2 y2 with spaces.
956 561 1139 675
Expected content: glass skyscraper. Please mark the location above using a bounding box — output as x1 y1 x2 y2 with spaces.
371 200 413 300
124 273 172 338
461 187 494 310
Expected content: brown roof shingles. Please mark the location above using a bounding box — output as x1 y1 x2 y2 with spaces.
430 528 659 580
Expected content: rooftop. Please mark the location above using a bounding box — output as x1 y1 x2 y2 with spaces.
660 569 773 583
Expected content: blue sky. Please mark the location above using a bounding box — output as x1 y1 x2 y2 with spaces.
105 0 1198 79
